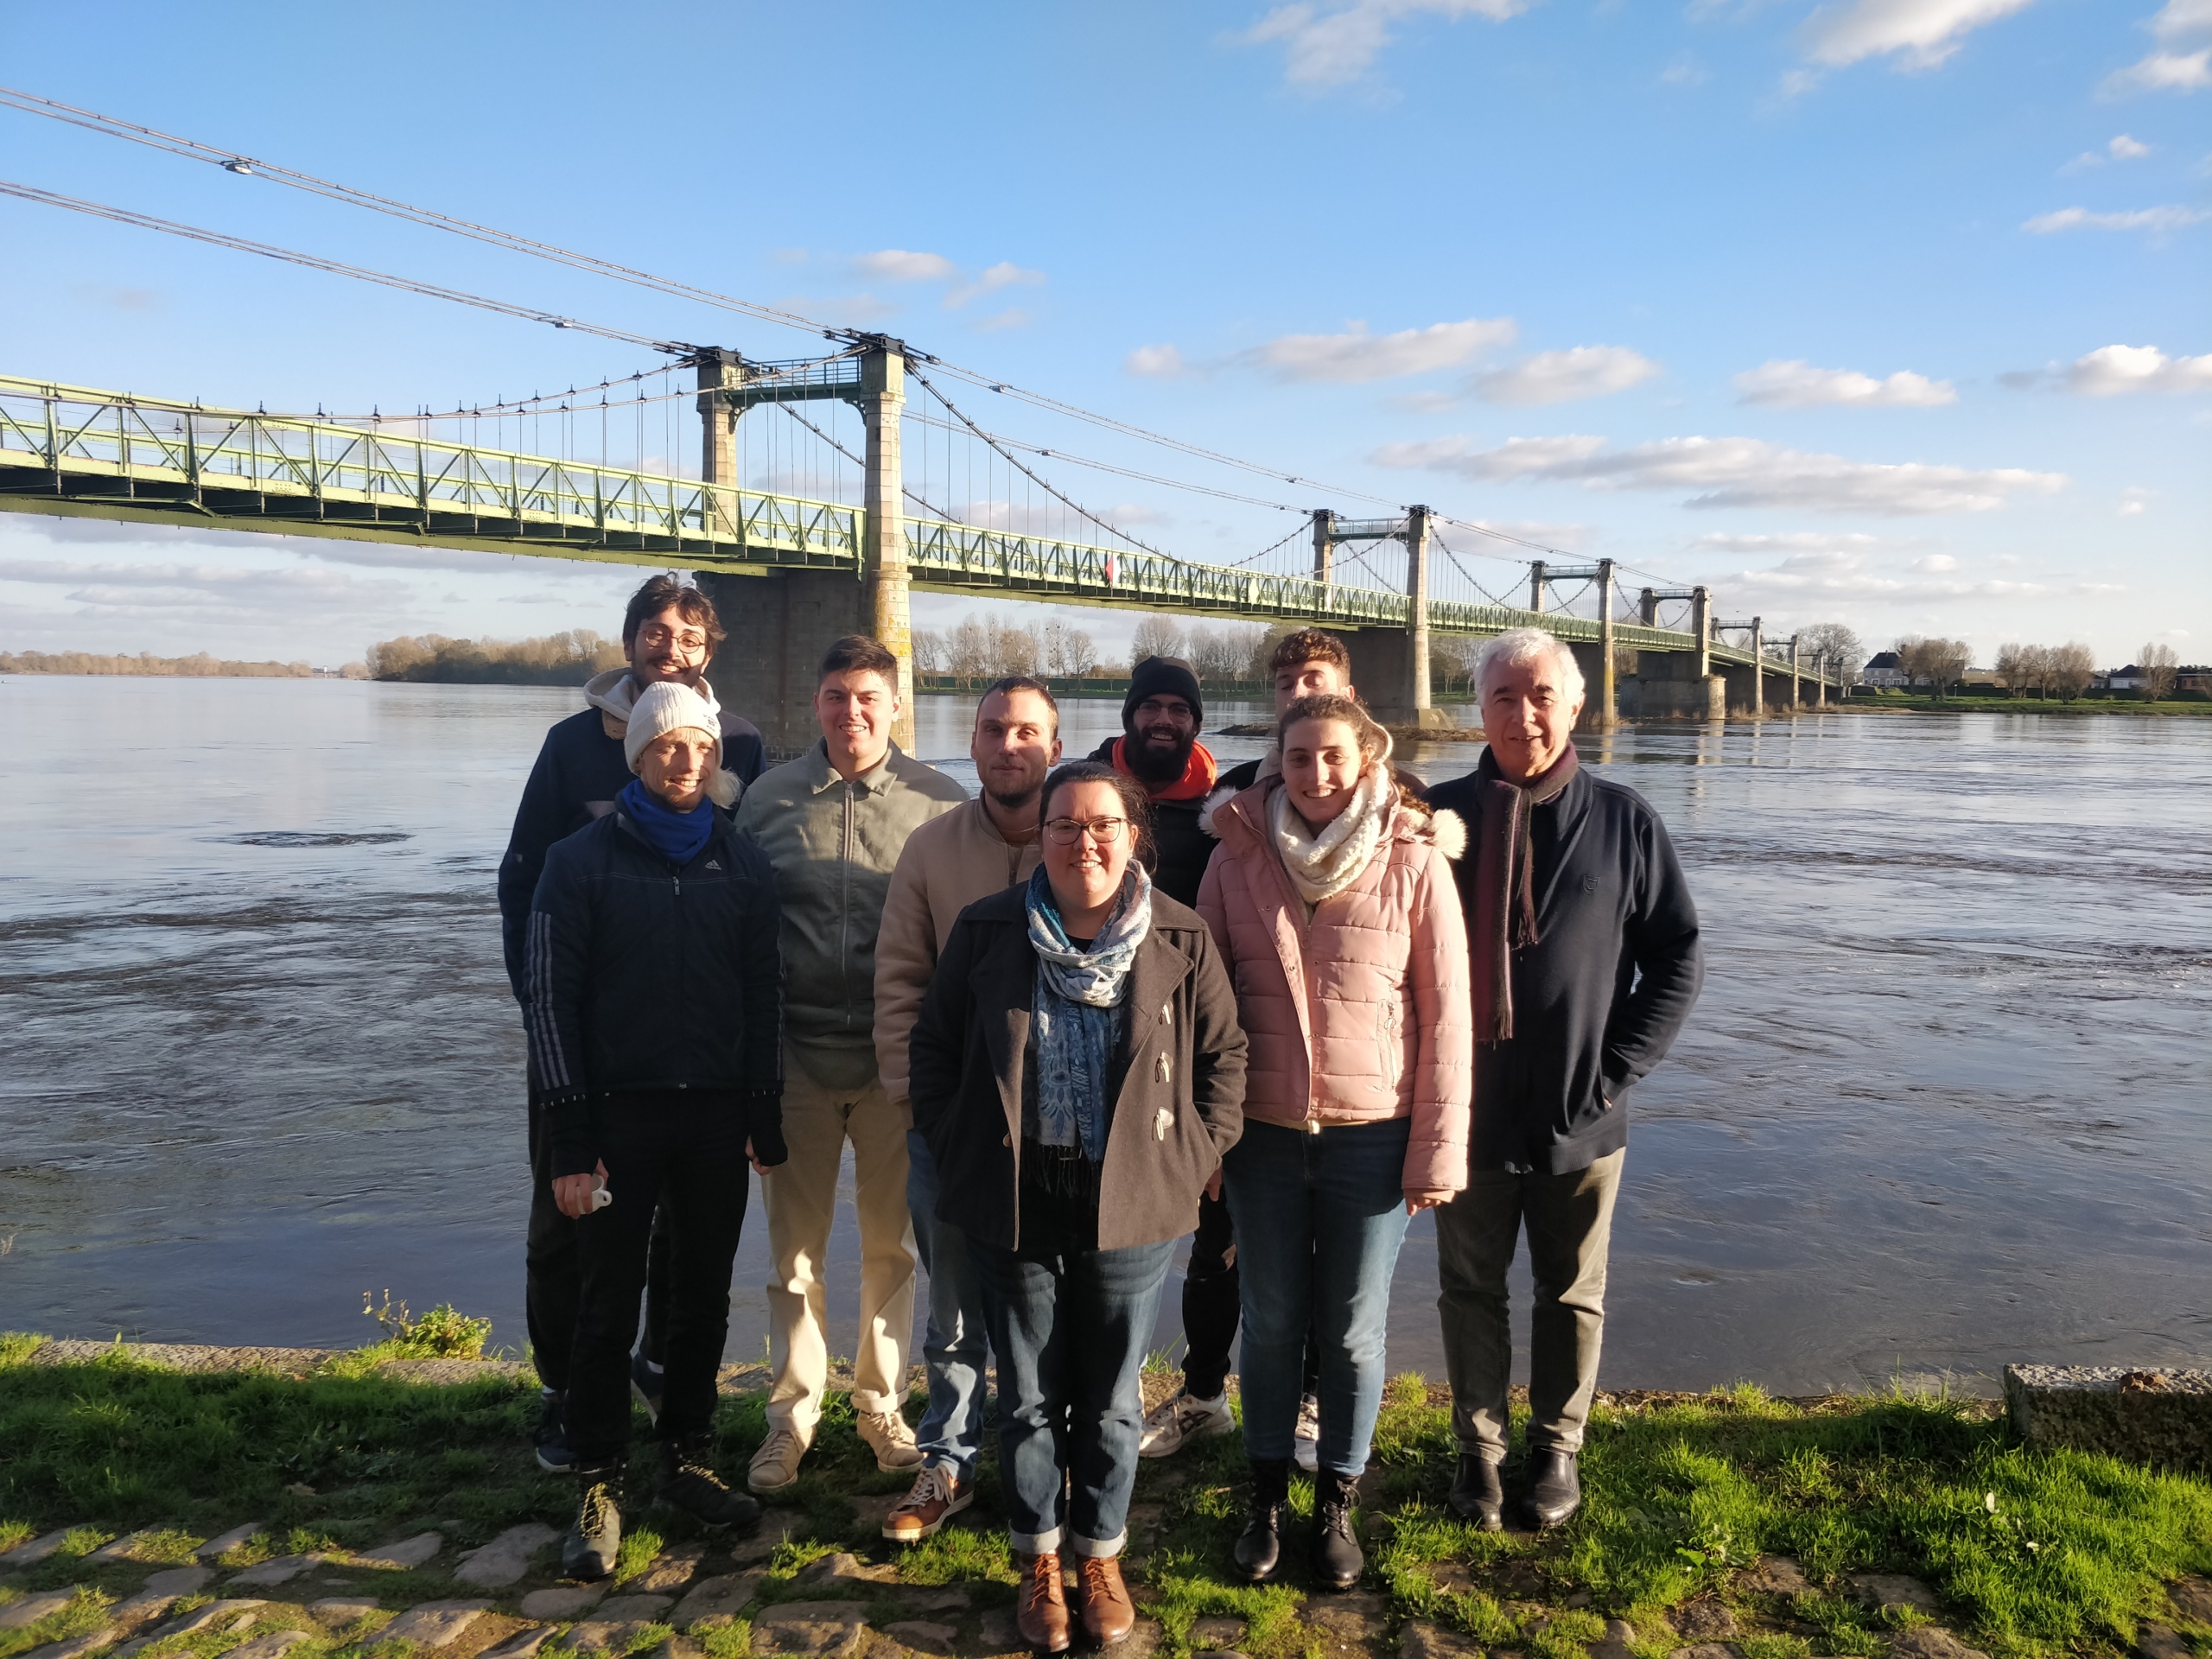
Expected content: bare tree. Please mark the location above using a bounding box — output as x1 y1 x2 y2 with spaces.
1800 622 1864 685
910 629 949 677
1929 638 1972 700
988 618 1042 676
950 615 991 685
2050 641 2095 702
1994 643 2027 697
2140 642 2180 702
1129 614 1186 667
1185 623 1265 683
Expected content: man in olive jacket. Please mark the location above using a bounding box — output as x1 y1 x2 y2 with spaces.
1426 628 1701 1535
734 635 969 1494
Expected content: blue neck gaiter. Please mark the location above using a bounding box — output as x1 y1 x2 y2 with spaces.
618 776 715 867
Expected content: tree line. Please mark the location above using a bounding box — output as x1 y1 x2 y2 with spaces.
0 649 357 678
365 631 627 684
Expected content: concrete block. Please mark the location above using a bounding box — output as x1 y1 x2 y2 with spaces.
2005 1365 2212 1471
357 1532 444 1570
226 1632 314 1659
195 1523 266 1561
230 1553 328 1586
671 1573 765 1629
453 1526 559 1590
592 1595 672 1623
1888 1630 1991 1659
142 1568 212 1598
626 1544 703 1594
308 1599 384 1624
880 1621 957 1654
0 1530 80 1568
518 1588 603 1621
21 1629 117 1659
478 1630 556 1659
0 1592 82 1630
378 1600 493 1648
155 1599 265 1638
752 1600 871 1659
568 1620 652 1651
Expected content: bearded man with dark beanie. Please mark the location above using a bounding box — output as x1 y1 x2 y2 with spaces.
1088 656 1217 906
1424 627 1702 1535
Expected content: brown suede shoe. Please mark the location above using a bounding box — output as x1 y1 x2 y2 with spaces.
1077 1556 1135 1647
1016 1551 1071 1654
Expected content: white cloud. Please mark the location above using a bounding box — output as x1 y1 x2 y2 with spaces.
1718 543 2064 602
1248 316 1517 382
1733 359 1957 407
1660 54 1711 86
2120 486 2155 515
1687 531 1903 556
1471 345 1662 404
1239 0 1529 87
947 261 1046 309
1125 343 1187 378
2153 0 2212 39
1371 432 2068 514
1801 0 2034 72
853 249 959 283
2063 133 2156 170
972 308 1034 333
2063 342 2212 393
2021 203 2212 232
2100 48 2212 95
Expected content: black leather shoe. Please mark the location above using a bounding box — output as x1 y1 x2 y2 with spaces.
562 1466 623 1580
1522 1448 1581 1530
658 1434 761 1530
1233 1458 1291 1582
1447 1453 1504 1530
1313 1468 1363 1590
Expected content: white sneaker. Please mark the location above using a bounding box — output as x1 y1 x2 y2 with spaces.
747 1424 809 1493
1138 1389 1235 1459
856 1408 926 1472
1294 1393 1321 1472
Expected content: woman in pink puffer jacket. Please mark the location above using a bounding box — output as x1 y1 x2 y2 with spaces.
1196 692 1471 1591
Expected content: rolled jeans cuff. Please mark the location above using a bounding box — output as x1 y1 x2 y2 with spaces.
1010 1524 1062 1556
1070 1530 1126 1560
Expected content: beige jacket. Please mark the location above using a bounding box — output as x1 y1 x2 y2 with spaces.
874 797 1046 1122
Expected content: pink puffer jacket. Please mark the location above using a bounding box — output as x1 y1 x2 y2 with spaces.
1195 777 1474 1195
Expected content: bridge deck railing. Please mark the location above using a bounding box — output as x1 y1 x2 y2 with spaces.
0 377 1828 681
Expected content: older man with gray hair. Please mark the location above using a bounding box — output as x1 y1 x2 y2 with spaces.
1425 627 1703 1533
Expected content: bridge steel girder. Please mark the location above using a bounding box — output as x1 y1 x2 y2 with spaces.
0 374 1840 697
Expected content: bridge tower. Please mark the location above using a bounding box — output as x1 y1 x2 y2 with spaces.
691 337 915 754
1789 633 1802 710
1311 508 1446 731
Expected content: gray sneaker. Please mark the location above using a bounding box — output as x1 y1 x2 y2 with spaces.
1138 1388 1235 1459
562 1471 622 1580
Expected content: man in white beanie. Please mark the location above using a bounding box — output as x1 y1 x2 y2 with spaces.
527 678 785 1577
498 574 766 1474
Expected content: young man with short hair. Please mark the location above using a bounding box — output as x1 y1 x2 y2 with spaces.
735 635 969 1494
499 574 768 1472
1089 655 1216 906
872 676 1064 1540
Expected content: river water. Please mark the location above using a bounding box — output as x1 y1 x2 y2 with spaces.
1 677 2206 1394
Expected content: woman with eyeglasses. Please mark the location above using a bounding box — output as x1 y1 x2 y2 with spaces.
1197 693 1472 1591
909 760 1247 1654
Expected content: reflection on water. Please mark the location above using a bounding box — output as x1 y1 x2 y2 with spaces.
2 679 2207 1393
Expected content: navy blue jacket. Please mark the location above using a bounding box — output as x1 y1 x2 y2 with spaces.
499 702 766 1000
1427 757 1702 1175
524 809 784 1177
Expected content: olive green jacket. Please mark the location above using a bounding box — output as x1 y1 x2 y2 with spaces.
734 739 968 1084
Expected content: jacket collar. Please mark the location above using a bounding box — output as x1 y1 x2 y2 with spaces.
802 737 901 796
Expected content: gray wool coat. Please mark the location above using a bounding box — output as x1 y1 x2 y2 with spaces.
908 884 1248 1253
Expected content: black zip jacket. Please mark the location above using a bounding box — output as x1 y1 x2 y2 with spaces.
498 704 766 1000
1426 758 1702 1175
1086 736 1213 908
524 810 784 1177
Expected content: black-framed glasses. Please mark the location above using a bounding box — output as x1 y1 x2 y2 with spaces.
1044 816 1129 847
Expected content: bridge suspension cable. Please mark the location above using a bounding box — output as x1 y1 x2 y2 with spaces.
0 180 696 355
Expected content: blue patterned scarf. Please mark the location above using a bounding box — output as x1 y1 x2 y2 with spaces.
1024 863 1153 1160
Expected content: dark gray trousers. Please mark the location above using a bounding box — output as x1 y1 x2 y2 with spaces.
1433 1148 1624 1460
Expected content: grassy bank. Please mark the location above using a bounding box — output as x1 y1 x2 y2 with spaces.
0 1341 2206 1659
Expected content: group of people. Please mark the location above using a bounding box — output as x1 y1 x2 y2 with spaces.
499 575 1704 1651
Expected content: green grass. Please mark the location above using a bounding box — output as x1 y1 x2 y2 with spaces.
0 1340 2205 1659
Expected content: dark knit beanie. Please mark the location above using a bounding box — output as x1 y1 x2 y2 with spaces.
1124 655 1204 729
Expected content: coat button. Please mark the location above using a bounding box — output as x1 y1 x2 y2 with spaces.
1002 1135 1012 1147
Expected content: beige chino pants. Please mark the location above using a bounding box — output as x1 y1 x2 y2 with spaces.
762 1050 918 1438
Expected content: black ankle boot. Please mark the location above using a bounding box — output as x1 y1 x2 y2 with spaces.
1522 1447 1581 1530
1233 1458 1291 1582
658 1433 761 1530
562 1465 623 1580
1447 1452 1503 1530
1313 1468 1363 1590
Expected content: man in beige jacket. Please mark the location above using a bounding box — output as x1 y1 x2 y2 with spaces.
871 676 1062 1540
735 636 969 1493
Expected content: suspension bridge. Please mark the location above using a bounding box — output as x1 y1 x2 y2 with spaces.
0 351 1844 751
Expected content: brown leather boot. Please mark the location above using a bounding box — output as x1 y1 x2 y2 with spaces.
1077 1556 1135 1647
1015 1551 1071 1654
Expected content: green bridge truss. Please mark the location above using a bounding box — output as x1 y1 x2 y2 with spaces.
0 377 1823 681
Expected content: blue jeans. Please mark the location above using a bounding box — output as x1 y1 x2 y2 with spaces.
974 1235 1175 1557
907 1128 992 1479
1224 1116 1414 1477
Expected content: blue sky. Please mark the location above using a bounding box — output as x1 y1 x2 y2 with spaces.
0 0 2204 670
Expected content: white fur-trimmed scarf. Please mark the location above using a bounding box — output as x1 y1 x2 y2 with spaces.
1269 766 1395 906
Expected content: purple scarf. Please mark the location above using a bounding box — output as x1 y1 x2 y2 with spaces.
1471 744 1579 1044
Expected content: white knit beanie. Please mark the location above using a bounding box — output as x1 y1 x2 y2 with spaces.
623 680 721 773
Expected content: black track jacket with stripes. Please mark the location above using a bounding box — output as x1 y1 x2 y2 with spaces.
524 807 784 1176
